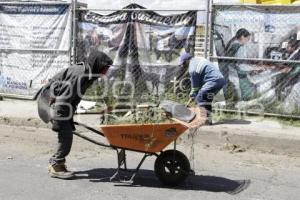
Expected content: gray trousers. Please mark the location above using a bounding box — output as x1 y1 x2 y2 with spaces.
49 120 73 165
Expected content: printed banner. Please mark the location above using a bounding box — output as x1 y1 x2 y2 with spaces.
77 4 196 96
213 6 300 115
0 4 71 97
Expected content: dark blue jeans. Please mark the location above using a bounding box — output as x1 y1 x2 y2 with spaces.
190 72 226 116
49 120 73 165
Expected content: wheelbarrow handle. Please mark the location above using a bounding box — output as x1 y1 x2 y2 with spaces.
185 98 193 107
73 121 105 137
73 131 111 148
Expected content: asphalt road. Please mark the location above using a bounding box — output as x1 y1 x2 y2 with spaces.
0 125 299 200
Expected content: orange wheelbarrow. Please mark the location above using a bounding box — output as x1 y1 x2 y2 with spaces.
73 104 205 186
73 121 193 186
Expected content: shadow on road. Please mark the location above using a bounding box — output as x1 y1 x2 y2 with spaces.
213 119 252 125
74 168 250 194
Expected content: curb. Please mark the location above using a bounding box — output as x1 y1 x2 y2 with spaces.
180 128 300 157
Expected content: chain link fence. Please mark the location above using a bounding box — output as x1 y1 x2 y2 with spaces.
210 4 300 117
74 6 203 113
73 3 300 118
1 1 300 118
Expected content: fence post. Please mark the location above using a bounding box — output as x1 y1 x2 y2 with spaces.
204 0 211 59
72 0 77 65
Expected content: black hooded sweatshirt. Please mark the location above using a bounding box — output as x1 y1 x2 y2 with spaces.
37 50 113 123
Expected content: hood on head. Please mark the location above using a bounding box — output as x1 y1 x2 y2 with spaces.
87 50 113 76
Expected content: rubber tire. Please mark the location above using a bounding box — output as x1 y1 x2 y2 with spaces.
154 150 191 186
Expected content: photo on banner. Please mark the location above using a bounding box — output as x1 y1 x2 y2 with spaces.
134 8 196 96
76 4 197 97
213 6 300 115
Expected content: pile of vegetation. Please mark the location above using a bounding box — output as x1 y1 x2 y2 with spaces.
101 106 173 125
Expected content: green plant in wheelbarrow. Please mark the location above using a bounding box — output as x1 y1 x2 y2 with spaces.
102 100 206 129
102 106 170 125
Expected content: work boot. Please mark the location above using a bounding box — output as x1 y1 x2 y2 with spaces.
48 163 75 179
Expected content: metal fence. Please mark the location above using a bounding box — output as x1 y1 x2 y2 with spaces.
71 1 300 118
73 6 204 113
209 3 300 117
1 0 300 118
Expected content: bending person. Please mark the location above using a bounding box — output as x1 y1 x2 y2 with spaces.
37 50 113 179
180 53 226 125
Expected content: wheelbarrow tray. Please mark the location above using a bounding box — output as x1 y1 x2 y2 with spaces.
100 122 188 153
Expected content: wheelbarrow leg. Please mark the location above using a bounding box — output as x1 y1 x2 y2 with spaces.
118 149 127 170
127 153 150 183
110 171 120 182
110 149 127 182
110 153 151 184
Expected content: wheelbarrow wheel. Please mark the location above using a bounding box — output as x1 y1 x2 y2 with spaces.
154 150 191 186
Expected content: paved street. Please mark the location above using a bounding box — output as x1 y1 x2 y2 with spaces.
0 125 299 200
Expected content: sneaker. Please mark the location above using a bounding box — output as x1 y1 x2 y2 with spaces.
48 164 75 179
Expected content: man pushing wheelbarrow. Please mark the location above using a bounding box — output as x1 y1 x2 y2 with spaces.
37 50 113 179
